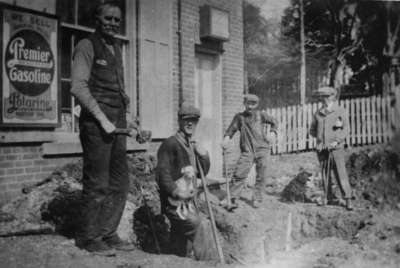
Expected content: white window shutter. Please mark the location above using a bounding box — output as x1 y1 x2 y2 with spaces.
139 0 173 138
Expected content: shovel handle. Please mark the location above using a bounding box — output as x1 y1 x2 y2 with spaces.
196 157 225 264
113 128 133 136
223 149 232 206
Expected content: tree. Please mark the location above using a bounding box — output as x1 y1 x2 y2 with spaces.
244 1 301 107
282 0 390 98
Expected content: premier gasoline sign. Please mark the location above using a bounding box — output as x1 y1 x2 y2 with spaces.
1 7 59 127
5 30 55 96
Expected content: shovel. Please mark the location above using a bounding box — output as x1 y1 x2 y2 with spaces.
222 148 232 207
113 128 134 136
196 156 225 264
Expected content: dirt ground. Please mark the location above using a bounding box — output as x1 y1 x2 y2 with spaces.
1 145 400 268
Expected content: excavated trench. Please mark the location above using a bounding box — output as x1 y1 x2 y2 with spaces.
208 197 370 265
131 184 369 266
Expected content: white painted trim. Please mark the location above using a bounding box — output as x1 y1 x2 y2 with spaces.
60 22 129 41
42 139 148 155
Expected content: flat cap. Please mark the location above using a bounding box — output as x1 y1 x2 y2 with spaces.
178 102 201 119
314 86 337 97
243 94 259 103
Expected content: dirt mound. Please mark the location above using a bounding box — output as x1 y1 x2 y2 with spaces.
0 153 158 239
278 146 400 211
347 147 400 210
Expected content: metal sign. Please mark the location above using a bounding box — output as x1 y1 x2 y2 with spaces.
1 5 59 127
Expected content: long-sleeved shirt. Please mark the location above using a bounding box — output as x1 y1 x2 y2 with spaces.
71 38 104 120
310 103 349 148
224 110 278 153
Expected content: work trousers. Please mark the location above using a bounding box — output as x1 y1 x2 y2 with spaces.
77 105 128 243
230 148 270 201
317 148 352 200
165 206 217 261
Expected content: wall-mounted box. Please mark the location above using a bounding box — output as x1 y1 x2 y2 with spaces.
200 5 229 41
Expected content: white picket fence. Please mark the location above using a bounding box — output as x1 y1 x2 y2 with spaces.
265 95 394 154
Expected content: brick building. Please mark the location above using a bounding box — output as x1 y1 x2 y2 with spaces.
0 0 244 204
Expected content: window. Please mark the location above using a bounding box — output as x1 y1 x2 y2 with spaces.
56 0 132 132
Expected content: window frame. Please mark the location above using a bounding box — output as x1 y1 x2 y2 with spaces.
57 0 136 133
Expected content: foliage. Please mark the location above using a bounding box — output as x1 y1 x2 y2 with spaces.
244 1 300 107
244 0 400 106
281 0 400 97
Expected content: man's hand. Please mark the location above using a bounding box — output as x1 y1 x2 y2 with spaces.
316 143 325 152
221 136 231 149
176 189 196 200
128 129 138 137
181 166 195 179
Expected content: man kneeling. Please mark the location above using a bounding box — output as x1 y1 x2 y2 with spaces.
156 103 217 260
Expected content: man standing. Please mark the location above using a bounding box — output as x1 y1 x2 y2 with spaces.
310 86 353 210
71 1 135 255
222 94 278 209
156 103 216 260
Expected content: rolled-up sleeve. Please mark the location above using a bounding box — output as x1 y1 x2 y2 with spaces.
224 114 240 138
261 111 278 133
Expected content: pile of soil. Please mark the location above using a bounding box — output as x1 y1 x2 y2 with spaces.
279 146 400 211
347 146 400 210
0 153 159 239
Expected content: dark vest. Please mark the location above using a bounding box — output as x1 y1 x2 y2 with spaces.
88 31 127 108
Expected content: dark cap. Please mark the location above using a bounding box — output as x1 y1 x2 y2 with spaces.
178 102 201 119
244 94 259 103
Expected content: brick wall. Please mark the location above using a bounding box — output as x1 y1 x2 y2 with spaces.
0 144 80 205
169 0 245 173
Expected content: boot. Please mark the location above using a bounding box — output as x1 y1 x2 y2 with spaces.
77 239 116 256
103 235 135 251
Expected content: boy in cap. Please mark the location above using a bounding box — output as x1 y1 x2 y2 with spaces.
310 86 353 210
221 94 278 209
156 102 217 260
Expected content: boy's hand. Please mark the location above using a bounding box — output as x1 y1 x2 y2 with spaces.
328 141 338 149
267 131 278 143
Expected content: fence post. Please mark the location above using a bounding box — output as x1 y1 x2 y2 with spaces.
395 85 400 131
371 95 376 144
282 107 287 153
302 104 307 150
376 96 382 143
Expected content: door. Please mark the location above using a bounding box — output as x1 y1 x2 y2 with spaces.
194 53 222 178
